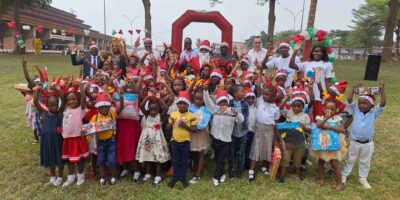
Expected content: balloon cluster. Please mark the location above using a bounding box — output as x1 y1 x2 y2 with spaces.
289 28 335 63
15 32 26 48
112 29 141 36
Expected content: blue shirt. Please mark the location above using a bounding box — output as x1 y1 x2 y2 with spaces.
180 48 199 61
348 102 384 141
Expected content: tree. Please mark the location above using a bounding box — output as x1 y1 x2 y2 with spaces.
142 0 152 38
210 0 277 45
273 30 297 42
329 30 351 58
381 0 399 61
302 0 318 61
0 0 52 54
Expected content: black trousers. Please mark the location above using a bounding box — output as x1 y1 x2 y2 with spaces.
212 136 231 180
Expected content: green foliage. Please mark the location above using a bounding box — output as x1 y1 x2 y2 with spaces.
0 0 52 17
273 30 297 42
329 30 351 46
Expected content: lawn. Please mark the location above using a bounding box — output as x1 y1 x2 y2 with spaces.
0 55 399 199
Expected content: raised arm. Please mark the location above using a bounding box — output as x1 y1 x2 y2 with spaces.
139 95 151 116
22 57 34 87
33 85 45 114
203 88 217 112
379 82 386 107
289 41 303 70
79 82 87 110
347 83 361 104
159 97 169 118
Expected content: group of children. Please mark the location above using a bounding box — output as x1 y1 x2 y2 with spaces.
18 38 386 191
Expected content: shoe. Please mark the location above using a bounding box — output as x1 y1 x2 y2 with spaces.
62 174 76 187
342 176 347 184
168 179 177 188
248 170 255 182
99 178 106 186
133 171 141 182
143 174 152 181
189 176 200 184
76 173 85 186
306 159 313 166
301 165 306 172
53 177 63 186
261 167 270 176
88 171 97 181
359 178 372 189
110 177 117 185
212 178 220 186
278 176 285 183
120 169 129 177
327 169 334 176
229 171 235 179
46 177 56 186
220 174 226 183
154 176 162 185
181 179 189 188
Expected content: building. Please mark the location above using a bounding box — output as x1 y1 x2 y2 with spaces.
0 5 111 52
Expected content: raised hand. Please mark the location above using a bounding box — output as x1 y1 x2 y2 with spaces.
294 41 303 51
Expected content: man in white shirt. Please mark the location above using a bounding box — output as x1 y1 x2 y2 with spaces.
247 36 267 72
137 38 161 65
264 43 301 87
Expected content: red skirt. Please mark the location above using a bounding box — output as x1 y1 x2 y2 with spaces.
62 136 89 163
116 119 141 163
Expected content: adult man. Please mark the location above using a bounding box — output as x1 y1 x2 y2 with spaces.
180 37 199 62
213 42 232 63
71 42 103 78
137 38 161 65
263 42 301 87
247 36 267 72
189 40 212 75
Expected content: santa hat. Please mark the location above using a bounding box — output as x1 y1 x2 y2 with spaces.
89 41 98 50
276 85 286 97
101 71 110 77
176 91 190 105
210 68 223 79
240 58 249 66
359 95 375 105
243 79 252 85
329 80 348 96
215 90 229 104
95 92 112 108
220 42 229 47
274 70 288 79
144 74 153 81
292 86 311 103
278 42 290 49
290 94 307 105
199 40 211 51
244 88 255 98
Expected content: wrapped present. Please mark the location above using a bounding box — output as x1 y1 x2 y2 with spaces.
114 93 139 120
81 119 115 135
311 122 340 151
269 145 282 181
14 83 31 93
276 122 305 146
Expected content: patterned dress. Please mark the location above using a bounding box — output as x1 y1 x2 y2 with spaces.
136 115 171 163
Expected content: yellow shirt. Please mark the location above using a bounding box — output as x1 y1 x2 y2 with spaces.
169 111 196 142
90 109 117 140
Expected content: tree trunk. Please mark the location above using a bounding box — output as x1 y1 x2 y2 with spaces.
266 0 276 45
12 0 25 54
142 0 152 39
302 0 318 61
382 0 399 62
394 21 400 57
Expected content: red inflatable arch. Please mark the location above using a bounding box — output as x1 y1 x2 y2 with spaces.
171 10 233 55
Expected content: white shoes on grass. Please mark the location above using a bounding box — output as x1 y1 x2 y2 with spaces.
342 175 372 189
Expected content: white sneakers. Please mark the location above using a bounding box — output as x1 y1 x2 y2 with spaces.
261 167 270 175
154 176 162 185
212 178 219 186
100 178 106 186
133 171 141 182
220 174 226 183
359 178 372 189
47 177 56 186
76 173 85 186
142 174 152 181
62 174 76 187
342 176 347 184
53 177 63 186
120 169 129 177
110 177 117 185
62 173 85 187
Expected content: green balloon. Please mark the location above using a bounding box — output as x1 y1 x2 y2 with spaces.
329 56 335 63
16 35 22 40
331 76 337 83
290 40 295 48
112 30 117 36
307 28 315 38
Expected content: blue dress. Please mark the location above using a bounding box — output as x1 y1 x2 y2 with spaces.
40 112 63 167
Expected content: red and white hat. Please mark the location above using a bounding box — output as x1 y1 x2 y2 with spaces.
292 86 311 103
359 95 375 105
215 90 229 104
290 94 307 105
244 88 255 98
278 42 290 49
199 40 211 51
95 92 112 108
89 41 98 50
274 70 288 79
240 58 250 65
176 91 190 105
276 85 286 97
242 71 253 79
220 41 229 47
210 68 223 79
329 80 348 96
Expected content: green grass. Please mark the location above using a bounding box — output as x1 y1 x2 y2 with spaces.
0 55 399 199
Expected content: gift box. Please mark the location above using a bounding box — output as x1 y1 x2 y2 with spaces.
311 122 340 151
276 122 305 146
114 93 139 120
81 119 115 135
269 145 282 181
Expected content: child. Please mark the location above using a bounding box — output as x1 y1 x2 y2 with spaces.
248 72 281 181
91 91 124 185
342 82 386 189
312 101 347 191
62 83 89 187
34 84 65 186
228 84 249 179
188 89 212 184
244 88 256 169
168 91 198 188
278 91 311 183
136 95 171 184
203 88 244 186
326 81 353 132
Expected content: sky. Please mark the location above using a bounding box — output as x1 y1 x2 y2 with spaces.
51 0 365 46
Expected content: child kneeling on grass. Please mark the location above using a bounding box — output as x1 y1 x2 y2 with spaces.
342 82 386 189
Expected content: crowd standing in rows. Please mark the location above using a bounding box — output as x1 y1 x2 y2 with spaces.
18 35 386 191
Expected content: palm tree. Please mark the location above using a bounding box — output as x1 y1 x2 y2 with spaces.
142 0 152 38
302 0 318 61
0 0 52 54
382 0 399 62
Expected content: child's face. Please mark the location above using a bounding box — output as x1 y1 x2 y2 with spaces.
327 88 337 99
48 96 59 113
193 92 204 107
129 57 138 66
291 100 304 114
263 88 275 103
323 102 337 117
148 103 160 117
358 98 373 113
98 106 111 116
234 86 245 100
240 62 249 71
225 79 234 90
201 67 211 79
275 76 286 86
217 100 228 107
89 92 98 105
177 101 189 113
211 76 221 84
172 79 184 94
245 96 256 106
275 89 284 101
67 92 80 108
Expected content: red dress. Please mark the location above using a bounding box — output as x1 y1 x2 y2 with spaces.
116 119 141 162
